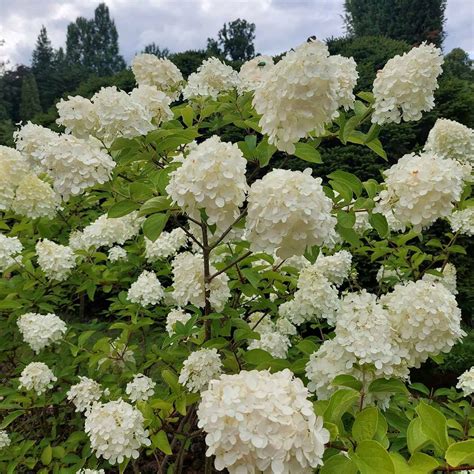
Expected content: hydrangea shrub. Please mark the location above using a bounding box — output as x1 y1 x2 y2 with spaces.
0 40 473 473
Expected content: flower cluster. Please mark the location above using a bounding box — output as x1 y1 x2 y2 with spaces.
245 168 336 257
84 399 151 464
125 374 156 402
108 246 127 262
166 308 192 335
381 279 465 367
13 122 57 167
127 270 164 307
248 332 291 358
17 312 67 353
456 367 474 397
0 431 10 449
372 43 443 124
67 376 105 413
376 152 470 230
145 228 188 261
167 136 248 230
238 55 274 92
36 239 76 281
57 85 172 146
18 362 57 395
131 53 184 100
424 118 474 165
0 146 30 210
76 469 105 474
69 212 144 251
314 250 352 286
253 40 357 153
197 369 329 473
179 348 223 392
171 252 230 311
448 207 474 236
182 57 240 99
0 234 22 271
422 263 457 294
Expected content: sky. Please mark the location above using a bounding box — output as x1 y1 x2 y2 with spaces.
1 0 473 68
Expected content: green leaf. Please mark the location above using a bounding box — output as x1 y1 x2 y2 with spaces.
352 440 395 474
369 213 389 238
366 138 387 160
324 388 359 427
332 375 363 391
143 213 169 241
181 106 194 127
243 349 273 365
139 196 172 216
445 440 474 467
0 410 23 429
255 138 277 167
368 378 409 395
41 445 53 466
337 210 356 229
321 454 358 474
328 170 363 197
352 407 380 443
129 182 154 201
337 225 362 247
357 91 375 103
152 430 172 455
294 142 322 163
416 401 449 452
161 369 181 393
108 200 139 218
241 268 261 288
296 339 318 355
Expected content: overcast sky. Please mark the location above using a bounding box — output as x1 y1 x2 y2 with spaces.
1 0 473 68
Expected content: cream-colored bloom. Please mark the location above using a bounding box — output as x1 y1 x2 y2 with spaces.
127 270 164 307
125 374 156 402
19 362 56 395
17 312 67 353
179 348 222 392
238 55 274 93
456 367 474 397
448 207 474 236
67 376 104 413
0 234 22 271
36 239 76 281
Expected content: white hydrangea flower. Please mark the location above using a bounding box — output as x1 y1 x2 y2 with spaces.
13 122 57 169
91 86 156 145
253 40 353 153
127 270 164 307
330 54 359 110
248 332 291 358
315 250 352 286
56 95 98 139
279 262 340 325
171 252 230 311
67 376 104 413
166 308 192 335
238 55 274 93
182 57 240 99
17 312 67 353
125 374 156 402
129 85 173 124
198 369 329 473
456 367 474 397
376 266 403 285
11 174 61 219
382 279 465 367
0 234 22 271
353 210 371 234
36 134 115 199
425 118 474 165
0 146 30 209
166 136 248 230
70 212 144 251
376 152 470 230
19 362 56 395
179 348 222 392
84 399 151 465
108 246 127 262
36 239 76 281
372 43 444 124
422 263 457 294
246 168 336 258
145 228 188 261
76 469 105 474
275 317 297 336
448 208 474 236
131 53 184 100
248 312 275 334
0 430 10 449
334 291 408 375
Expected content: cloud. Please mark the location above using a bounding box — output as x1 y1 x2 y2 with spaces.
0 0 472 69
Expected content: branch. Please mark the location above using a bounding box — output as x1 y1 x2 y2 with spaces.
209 251 252 281
209 209 247 250
438 466 474 472
176 223 203 249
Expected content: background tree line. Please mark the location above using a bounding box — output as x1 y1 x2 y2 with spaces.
0 0 472 376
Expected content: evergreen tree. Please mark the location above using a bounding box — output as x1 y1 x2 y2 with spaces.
215 19 256 62
19 73 42 120
31 26 57 109
142 42 170 58
65 4 125 76
343 0 447 47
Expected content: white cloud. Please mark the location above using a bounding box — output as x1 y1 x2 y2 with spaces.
0 0 472 69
